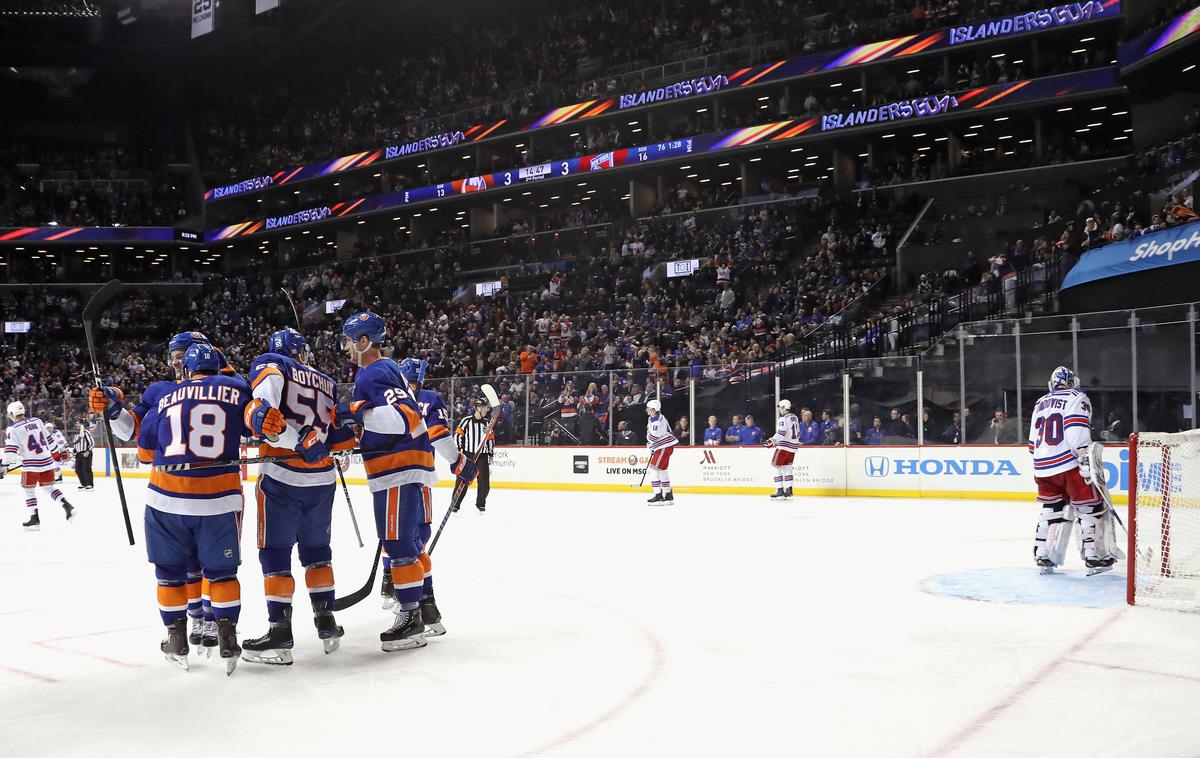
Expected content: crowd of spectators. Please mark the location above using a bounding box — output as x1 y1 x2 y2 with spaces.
0 144 188 227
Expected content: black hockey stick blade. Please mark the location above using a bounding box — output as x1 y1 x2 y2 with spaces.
81 280 135 546
333 541 383 611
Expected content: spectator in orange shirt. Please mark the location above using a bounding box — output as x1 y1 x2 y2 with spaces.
519 345 537 374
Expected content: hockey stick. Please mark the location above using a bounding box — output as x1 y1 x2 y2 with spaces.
154 448 362 472
336 460 364 548
82 280 135 546
332 540 383 612
427 383 501 556
280 285 365 548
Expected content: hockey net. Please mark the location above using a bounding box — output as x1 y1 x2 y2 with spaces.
1129 430 1200 610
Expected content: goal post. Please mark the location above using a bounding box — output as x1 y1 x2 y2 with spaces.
1128 430 1200 610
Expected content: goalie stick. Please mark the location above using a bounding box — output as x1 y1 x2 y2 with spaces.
427 383 501 556
82 280 136 546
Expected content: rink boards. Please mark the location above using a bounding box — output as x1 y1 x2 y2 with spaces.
88 444 1134 503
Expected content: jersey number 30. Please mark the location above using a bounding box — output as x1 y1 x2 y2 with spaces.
163 403 227 458
1033 413 1064 446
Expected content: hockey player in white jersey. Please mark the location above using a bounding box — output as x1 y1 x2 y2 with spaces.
45 422 70 482
1028 366 1118 575
645 399 677 505
765 399 800 500
3 402 75 529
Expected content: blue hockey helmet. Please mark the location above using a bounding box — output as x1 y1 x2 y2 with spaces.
268 328 308 360
1048 365 1079 391
168 330 210 355
397 357 429 386
182 343 221 375
342 311 387 345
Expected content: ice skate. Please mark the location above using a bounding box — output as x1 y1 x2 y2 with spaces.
784 487 793 498
201 619 218 658
216 618 240 675
419 596 445 637
1085 556 1116 576
22 512 40 531
314 606 344 654
477 503 486 513
662 491 674 505
62 501 76 522
646 492 665 505
380 607 428 652
770 488 787 500
1036 557 1056 575
187 615 204 646
242 610 294 665
160 618 190 671
380 570 396 609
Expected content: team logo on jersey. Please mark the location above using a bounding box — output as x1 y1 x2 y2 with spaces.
358 314 369 321
864 457 889 477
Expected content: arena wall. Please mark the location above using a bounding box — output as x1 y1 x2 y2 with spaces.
93 444 1133 504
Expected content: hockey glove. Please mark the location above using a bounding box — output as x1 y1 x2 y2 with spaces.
1076 446 1094 485
246 399 286 442
89 386 124 420
295 425 330 463
331 400 368 429
452 453 478 484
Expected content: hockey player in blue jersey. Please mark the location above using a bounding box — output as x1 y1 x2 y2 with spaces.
90 329 234 651
374 357 468 638
240 328 357 666
137 343 254 674
333 311 476 652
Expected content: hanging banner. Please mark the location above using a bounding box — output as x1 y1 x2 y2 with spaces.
1062 223 1200 289
191 0 217 39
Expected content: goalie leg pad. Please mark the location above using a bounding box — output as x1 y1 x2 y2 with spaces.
1034 501 1073 567
1073 501 1120 562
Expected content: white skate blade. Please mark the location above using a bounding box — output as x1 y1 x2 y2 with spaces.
381 635 428 653
381 596 396 610
1039 566 1055 575
202 644 216 659
64 509 76 523
224 656 238 676
23 524 40 532
163 653 189 672
241 648 294 665
321 637 340 654
1086 565 1114 577
421 622 446 637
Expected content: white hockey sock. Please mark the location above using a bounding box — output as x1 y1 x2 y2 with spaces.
771 465 785 490
659 470 671 492
25 493 37 512
49 488 64 504
783 467 793 488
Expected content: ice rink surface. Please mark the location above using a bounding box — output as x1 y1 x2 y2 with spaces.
1 476 1198 758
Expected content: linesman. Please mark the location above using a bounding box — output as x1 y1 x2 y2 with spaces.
454 397 495 512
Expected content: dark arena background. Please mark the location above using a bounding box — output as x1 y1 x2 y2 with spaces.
1 1 1199 755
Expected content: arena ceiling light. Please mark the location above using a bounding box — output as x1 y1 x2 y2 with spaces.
970 123 984 128
757 96 770 101
1019 139 1034 144
632 128 643 132
858 153 868 157
1112 110 1128 116
627 121 638 126
1080 36 1095 42
1090 105 1107 111
882 134 895 139
912 132 926 137
718 161 732 166
934 137 948 142
829 82 842 88
749 157 762 162
696 108 708 113
1184 64 1198 73
1057 107 1073 112
998 135 1013 140
991 53 1006 58
994 116 1009 122
1114 136 1129 141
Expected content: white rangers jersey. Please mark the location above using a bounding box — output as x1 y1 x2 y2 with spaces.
1027 388 1092 476
646 413 678 453
3 418 58 472
49 429 68 460
770 412 800 451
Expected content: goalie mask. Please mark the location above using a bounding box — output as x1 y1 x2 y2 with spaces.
1048 366 1079 391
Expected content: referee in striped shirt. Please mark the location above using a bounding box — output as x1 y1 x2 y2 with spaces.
74 420 95 490
454 397 495 512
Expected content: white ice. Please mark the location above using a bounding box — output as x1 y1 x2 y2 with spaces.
1 476 1199 758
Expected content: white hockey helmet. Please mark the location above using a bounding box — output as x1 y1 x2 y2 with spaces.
45 421 55 430
6 400 24 420
646 399 662 414
777 399 791 413
1048 366 1079 391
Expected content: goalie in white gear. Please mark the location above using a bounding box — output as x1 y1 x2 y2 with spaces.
1027 366 1118 575
765 399 800 500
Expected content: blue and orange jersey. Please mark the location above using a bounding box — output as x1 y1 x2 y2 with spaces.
139 373 252 516
354 358 433 492
247 352 355 487
417 387 459 467
125 348 236 440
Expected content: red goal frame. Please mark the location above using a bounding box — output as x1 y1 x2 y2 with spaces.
1128 432 1176 606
